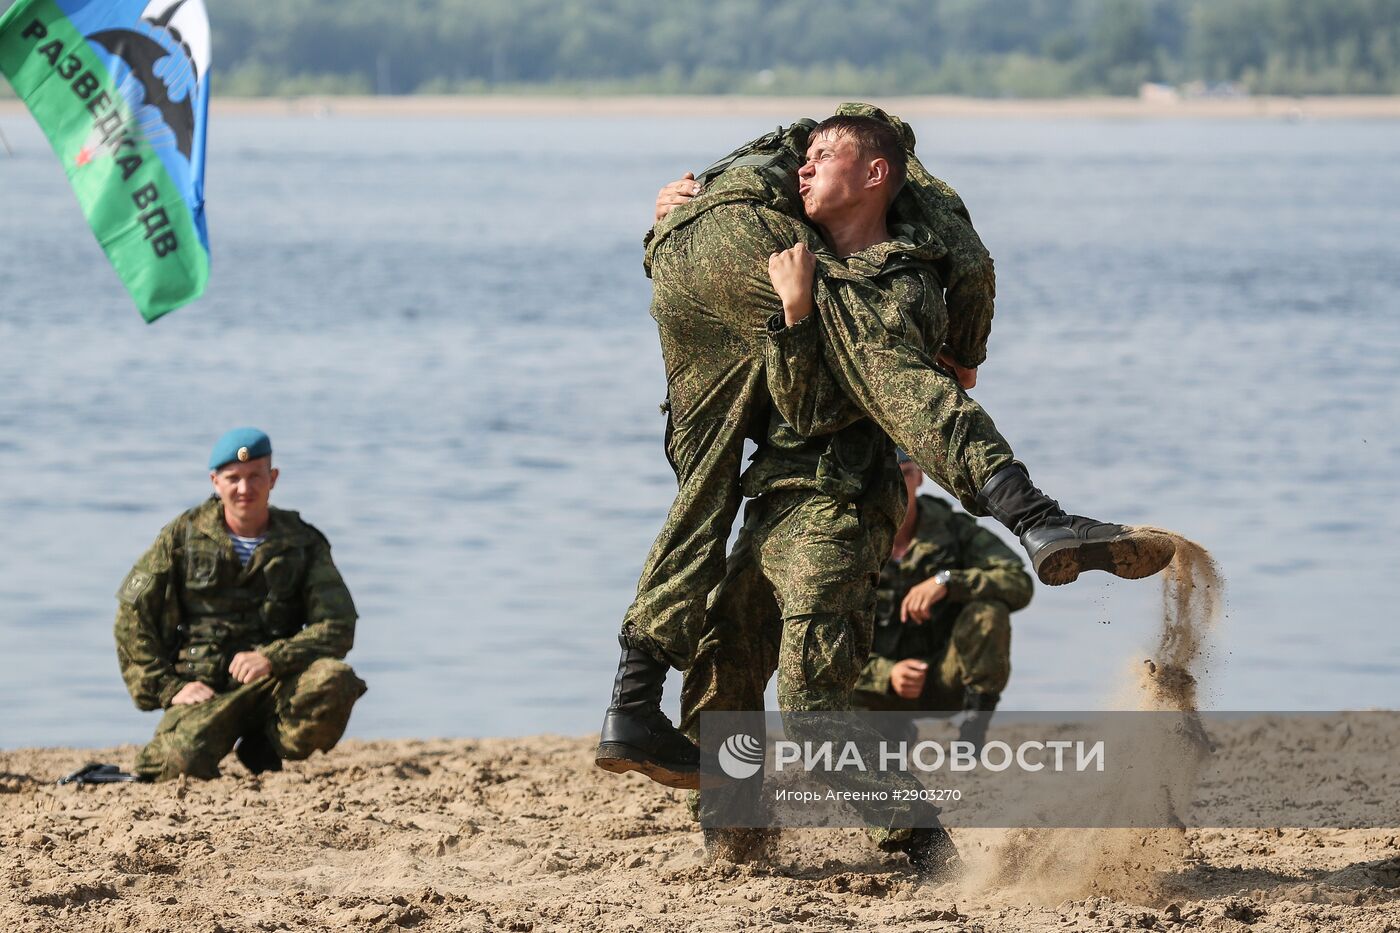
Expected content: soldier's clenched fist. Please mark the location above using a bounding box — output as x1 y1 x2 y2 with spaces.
768 243 816 326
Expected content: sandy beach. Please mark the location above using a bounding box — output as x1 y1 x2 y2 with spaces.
4 94 1400 120
3 733 1398 933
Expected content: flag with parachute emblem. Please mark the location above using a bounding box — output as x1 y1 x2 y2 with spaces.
0 0 209 322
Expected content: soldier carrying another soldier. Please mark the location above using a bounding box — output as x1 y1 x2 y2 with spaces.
600 109 1177 878
600 109 1176 798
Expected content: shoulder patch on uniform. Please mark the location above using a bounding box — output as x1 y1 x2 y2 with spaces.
117 569 155 605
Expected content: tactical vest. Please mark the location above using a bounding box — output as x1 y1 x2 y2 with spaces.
173 508 311 690
644 118 815 275
693 118 816 192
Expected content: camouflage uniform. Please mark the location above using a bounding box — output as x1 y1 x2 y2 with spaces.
621 107 1014 841
677 486 893 728
623 158 1014 672
115 497 366 781
852 495 1032 713
671 230 974 839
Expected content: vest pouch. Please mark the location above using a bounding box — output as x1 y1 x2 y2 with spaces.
259 551 306 638
182 618 237 689
184 541 222 589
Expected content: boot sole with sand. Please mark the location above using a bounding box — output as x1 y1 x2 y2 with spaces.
595 743 700 790
1033 529 1177 586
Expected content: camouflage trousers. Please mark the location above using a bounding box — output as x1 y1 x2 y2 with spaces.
680 489 939 842
852 599 1013 714
134 658 367 782
621 201 1013 671
620 205 787 671
678 489 892 726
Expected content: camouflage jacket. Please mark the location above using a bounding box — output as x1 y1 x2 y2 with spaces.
114 497 358 709
855 495 1032 696
649 101 996 369
648 109 1010 514
833 101 997 369
742 222 946 517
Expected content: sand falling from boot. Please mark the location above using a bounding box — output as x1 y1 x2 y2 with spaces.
959 531 1224 904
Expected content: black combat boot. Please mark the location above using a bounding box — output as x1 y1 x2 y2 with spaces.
880 824 963 882
976 462 1176 586
595 636 700 789
956 688 999 754
235 732 283 776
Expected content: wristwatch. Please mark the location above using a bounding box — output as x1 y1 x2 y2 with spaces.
932 570 953 588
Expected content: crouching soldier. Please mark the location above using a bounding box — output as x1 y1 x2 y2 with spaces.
852 453 1032 751
114 428 367 781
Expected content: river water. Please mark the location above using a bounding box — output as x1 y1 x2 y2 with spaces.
1 110 1397 748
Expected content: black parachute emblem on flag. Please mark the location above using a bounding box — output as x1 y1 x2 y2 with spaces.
86 0 207 162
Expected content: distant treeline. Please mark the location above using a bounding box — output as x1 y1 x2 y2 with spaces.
3 0 1400 97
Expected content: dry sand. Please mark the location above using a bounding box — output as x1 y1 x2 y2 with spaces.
4 540 1398 931
5 94 1400 121
2 736 1398 932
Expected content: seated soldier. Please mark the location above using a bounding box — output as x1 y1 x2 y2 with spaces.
114 428 367 781
852 453 1033 752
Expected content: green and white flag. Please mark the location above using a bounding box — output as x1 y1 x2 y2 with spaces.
0 0 210 322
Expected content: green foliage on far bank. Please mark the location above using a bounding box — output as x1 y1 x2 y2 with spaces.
3 0 1400 97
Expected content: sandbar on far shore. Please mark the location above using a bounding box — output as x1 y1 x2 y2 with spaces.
5 93 1400 120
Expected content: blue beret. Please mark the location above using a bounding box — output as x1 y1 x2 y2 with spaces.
209 427 272 470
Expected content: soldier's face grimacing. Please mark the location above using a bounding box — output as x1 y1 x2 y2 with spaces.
210 458 278 528
797 130 887 225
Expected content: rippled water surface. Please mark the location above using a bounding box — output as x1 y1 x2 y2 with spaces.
2 111 1398 748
